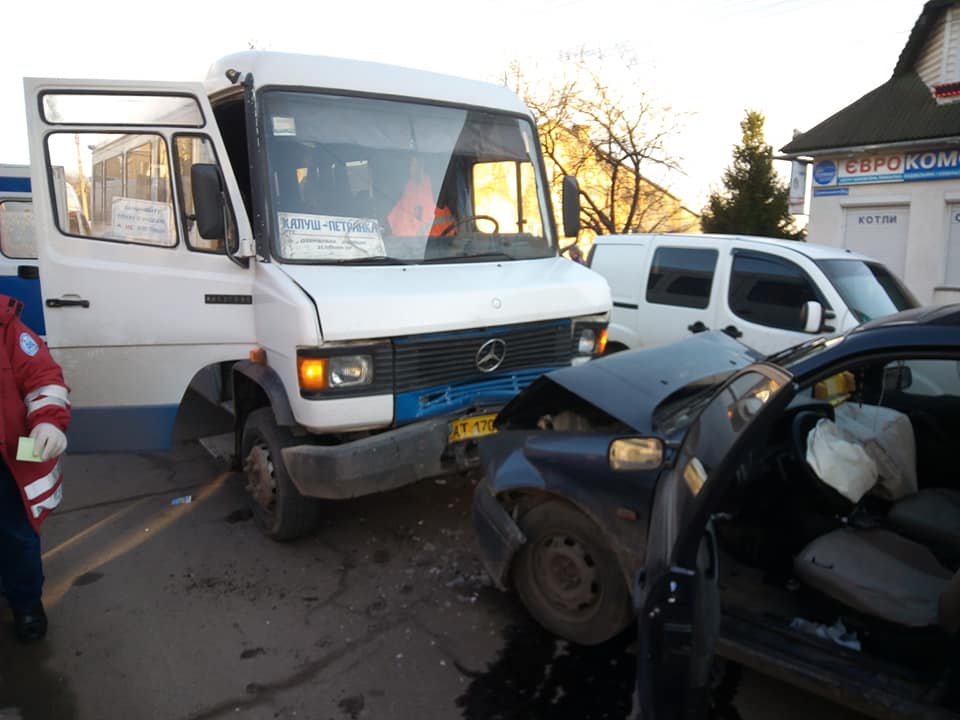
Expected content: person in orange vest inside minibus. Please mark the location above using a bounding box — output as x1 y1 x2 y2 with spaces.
387 156 456 237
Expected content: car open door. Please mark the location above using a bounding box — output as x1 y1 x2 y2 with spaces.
635 364 794 719
24 78 256 451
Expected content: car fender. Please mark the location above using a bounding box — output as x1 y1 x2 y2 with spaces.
475 430 657 592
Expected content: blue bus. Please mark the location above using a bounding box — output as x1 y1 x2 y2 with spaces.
1 164 45 335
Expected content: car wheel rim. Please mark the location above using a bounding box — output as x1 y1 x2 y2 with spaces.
244 440 277 513
530 532 600 619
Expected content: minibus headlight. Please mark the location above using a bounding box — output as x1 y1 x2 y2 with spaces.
298 346 384 394
329 355 373 387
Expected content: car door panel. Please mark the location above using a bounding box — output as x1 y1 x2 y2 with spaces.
721 250 835 355
637 364 794 719
640 244 722 348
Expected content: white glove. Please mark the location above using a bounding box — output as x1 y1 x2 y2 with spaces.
29 423 67 461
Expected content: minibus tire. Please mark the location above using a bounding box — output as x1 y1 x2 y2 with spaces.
241 407 321 541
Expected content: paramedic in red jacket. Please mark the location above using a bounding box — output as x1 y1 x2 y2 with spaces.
0 295 70 642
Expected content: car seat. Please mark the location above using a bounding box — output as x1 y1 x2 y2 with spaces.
887 488 960 560
794 528 956 631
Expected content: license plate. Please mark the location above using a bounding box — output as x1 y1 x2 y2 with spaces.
448 413 498 443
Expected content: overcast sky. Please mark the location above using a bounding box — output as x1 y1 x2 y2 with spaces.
0 0 927 210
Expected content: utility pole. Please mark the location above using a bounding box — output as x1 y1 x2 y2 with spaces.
74 133 90 218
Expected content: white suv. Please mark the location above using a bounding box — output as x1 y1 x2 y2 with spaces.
587 233 919 355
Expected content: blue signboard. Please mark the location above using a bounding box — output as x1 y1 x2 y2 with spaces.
813 160 837 186
813 187 849 197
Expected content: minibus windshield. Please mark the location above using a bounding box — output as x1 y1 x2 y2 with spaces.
261 92 554 264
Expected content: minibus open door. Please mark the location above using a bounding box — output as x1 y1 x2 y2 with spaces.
23 78 256 451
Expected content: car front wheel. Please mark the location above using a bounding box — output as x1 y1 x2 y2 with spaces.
512 500 633 645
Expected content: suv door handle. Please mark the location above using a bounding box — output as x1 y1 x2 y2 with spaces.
687 321 709 334
46 298 90 309
722 325 742 339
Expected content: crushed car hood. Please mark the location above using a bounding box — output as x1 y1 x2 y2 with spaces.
497 331 762 434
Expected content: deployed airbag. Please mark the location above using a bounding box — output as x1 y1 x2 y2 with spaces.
805 403 918 503
833 403 917 501
806 418 878 503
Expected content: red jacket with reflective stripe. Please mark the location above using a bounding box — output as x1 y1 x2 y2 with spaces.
0 295 70 529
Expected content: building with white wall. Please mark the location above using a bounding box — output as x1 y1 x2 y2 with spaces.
781 0 960 304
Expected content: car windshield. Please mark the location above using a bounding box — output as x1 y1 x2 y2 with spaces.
817 259 918 323
765 333 847 369
651 370 738 436
261 91 553 265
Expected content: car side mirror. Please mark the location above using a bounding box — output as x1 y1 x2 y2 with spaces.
191 163 225 240
802 300 824 333
561 175 580 238
608 437 663 471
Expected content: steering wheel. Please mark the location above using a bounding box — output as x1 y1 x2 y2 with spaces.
440 214 500 236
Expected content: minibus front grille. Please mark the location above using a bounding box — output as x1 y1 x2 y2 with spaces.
393 320 572 393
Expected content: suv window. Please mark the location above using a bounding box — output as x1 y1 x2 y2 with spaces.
646 247 718 309
729 252 821 331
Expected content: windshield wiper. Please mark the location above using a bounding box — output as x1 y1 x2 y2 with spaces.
422 252 516 264
334 256 412 265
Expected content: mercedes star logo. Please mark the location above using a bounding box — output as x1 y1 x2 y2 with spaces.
475 338 507 373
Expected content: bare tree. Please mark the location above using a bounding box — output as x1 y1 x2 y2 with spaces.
507 54 697 238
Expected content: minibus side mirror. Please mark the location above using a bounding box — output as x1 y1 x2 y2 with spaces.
191 163 225 240
562 175 581 238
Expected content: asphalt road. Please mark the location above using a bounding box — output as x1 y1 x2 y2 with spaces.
0 426 867 720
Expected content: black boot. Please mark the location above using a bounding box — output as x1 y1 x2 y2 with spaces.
12 603 47 642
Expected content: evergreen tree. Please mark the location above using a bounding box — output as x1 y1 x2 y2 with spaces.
701 110 805 240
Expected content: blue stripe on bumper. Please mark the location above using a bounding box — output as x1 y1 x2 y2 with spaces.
394 367 553 425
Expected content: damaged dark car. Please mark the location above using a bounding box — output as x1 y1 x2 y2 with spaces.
473 305 960 719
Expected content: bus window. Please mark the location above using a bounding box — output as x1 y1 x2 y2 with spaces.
45 132 176 247
0 200 36 259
